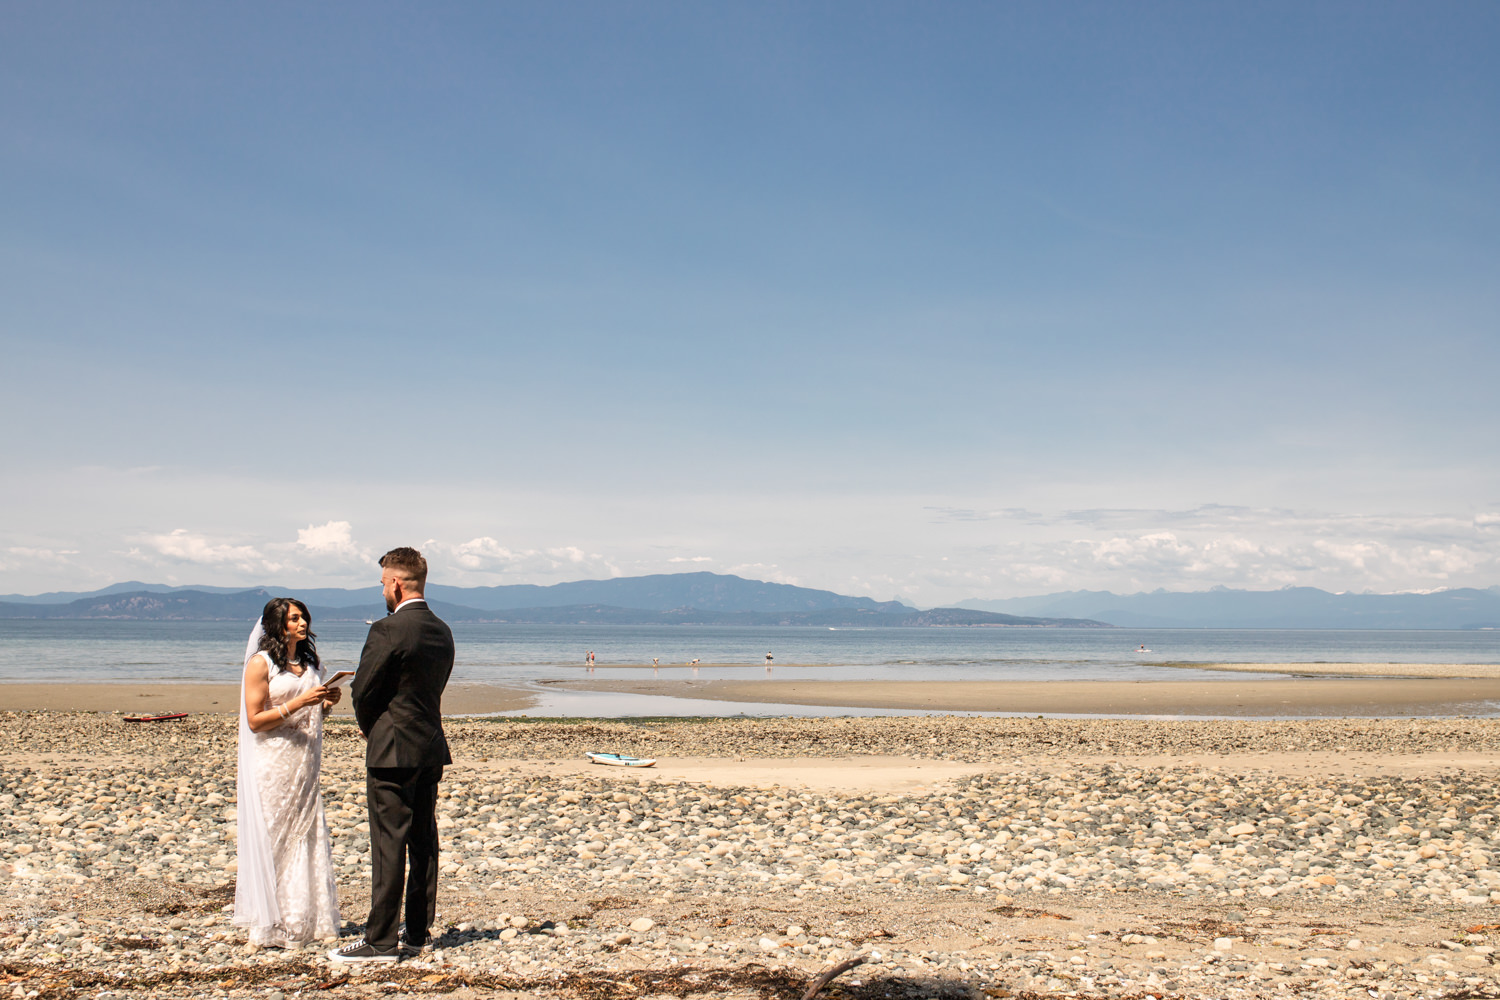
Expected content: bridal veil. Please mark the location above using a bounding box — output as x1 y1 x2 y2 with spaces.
233 619 283 937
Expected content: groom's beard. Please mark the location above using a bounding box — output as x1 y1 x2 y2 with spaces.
385 592 397 613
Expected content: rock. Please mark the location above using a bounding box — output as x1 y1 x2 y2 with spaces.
628 918 654 933
16 712 1500 996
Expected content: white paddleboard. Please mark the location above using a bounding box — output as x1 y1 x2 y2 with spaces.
587 752 657 768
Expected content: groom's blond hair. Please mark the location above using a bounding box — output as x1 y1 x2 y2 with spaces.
380 547 428 590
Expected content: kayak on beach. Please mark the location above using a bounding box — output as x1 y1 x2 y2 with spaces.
586 752 656 767
123 711 188 722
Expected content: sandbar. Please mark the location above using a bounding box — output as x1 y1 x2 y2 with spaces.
0 681 537 715
1164 660 1500 677
561 676 1500 716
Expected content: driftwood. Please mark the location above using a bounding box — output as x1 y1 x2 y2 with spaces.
801 953 870 1000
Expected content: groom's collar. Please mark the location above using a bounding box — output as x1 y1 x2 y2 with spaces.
392 597 427 614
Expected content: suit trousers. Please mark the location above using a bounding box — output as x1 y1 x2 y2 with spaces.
365 764 443 949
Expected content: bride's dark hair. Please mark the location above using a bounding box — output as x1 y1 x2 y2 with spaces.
257 597 320 674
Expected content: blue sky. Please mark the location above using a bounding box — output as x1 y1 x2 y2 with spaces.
3 2 1497 603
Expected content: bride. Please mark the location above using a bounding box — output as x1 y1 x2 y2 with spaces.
234 597 342 947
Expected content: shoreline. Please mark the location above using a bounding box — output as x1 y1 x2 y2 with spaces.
500 660 1500 676
560 675 1500 717
0 681 538 716
1158 660 1500 678
1 666 1499 717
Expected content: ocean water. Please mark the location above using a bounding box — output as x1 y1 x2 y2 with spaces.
1 620 1496 701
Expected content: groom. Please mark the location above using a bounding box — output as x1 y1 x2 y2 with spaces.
330 547 454 964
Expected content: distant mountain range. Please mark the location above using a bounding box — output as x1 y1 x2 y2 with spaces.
0 572 908 614
956 586 1500 629
0 573 1106 628
5 574 1496 628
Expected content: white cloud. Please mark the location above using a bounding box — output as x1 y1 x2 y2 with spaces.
145 530 260 565
126 522 374 581
289 520 374 577
947 523 1498 597
296 520 365 558
451 536 520 569
925 507 1043 523
4 546 81 561
898 501 1500 600
0 546 82 575
440 538 620 581
7 485 1497 603
138 529 280 574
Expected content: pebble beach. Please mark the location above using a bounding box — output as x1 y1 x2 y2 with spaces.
4 711 1500 999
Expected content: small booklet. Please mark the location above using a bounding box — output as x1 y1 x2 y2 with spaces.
325 670 356 689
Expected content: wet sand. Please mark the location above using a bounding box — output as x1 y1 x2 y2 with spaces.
560 676 1500 716
1162 660 1500 678
0 681 538 716
7 664 1500 719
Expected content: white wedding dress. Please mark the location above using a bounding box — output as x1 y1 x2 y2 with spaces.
233 637 340 947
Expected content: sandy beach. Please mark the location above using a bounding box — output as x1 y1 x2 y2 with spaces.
0 681 538 716
1164 661 1500 678
560 675 1500 717
4 668 1500 997
9 660 1500 721
2 710 1500 1000
6 711 1500 1000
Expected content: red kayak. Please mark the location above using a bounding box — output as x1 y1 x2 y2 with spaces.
123 711 188 723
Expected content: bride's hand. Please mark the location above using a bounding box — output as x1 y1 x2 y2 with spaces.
297 685 331 711
321 687 343 709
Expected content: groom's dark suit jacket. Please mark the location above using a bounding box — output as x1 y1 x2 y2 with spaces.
352 600 454 768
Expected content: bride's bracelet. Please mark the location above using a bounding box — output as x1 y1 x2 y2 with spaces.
278 704 290 720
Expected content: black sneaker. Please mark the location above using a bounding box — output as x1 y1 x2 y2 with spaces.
327 937 399 963
397 923 432 956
